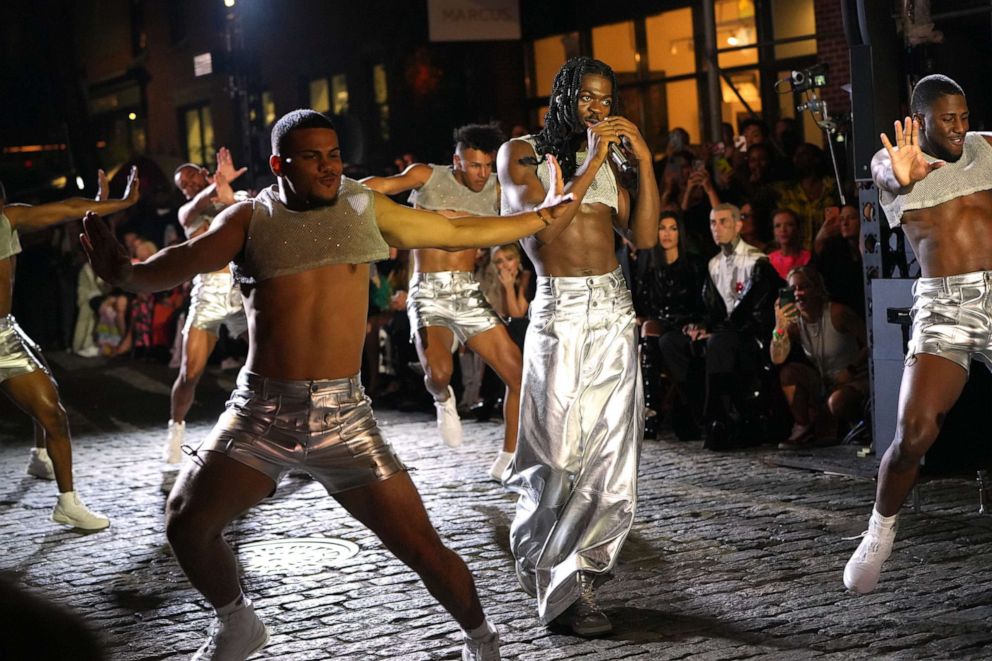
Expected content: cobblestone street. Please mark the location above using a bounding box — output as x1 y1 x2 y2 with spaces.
2 355 991 660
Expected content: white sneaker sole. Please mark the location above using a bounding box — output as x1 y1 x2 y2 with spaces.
51 511 111 531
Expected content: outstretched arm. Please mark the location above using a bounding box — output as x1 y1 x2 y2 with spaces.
360 163 433 195
81 202 251 293
497 121 620 245
872 117 944 195
376 155 573 250
7 166 140 233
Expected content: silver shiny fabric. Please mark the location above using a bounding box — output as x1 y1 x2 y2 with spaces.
0 315 48 383
197 370 407 493
407 271 502 346
908 270 992 373
184 272 248 337
506 267 643 624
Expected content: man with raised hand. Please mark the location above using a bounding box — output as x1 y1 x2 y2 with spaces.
362 124 523 481
2 166 138 530
844 74 992 593
166 147 249 464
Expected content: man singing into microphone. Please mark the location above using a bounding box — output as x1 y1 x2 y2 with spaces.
498 56 660 636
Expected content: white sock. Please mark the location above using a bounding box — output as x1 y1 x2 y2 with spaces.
216 593 246 617
463 618 496 640
871 507 897 526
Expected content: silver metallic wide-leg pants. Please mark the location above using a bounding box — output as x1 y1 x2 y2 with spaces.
506 267 643 624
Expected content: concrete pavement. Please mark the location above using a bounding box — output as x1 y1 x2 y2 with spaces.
1 354 991 659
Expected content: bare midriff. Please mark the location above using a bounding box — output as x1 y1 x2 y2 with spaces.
901 189 992 277
241 262 371 380
523 202 618 277
411 207 478 274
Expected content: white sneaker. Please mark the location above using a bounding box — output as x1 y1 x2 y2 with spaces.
192 598 269 661
27 448 55 480
488 451 513 482
51 491 110 530
462 630 500 661
435 386 463 448
164 420 185 464
75 345 100 358
843 511 897 594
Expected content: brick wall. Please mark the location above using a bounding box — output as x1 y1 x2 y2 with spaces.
814 0 851 115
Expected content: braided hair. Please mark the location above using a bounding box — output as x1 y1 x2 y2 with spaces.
533 57 619 181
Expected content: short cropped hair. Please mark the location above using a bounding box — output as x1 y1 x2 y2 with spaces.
711 202 741 222
271 110 336 155
911 74 965 116
453 123 506 154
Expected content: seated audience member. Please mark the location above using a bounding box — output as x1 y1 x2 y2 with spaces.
488 243 533 348
775 143 839 249
768 208 811 279
739 202 770 253
771 266 868 448
814 204 865 317
634 211 707 439
658 203 781 449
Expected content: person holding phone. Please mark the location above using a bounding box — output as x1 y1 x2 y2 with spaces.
770 266 867 449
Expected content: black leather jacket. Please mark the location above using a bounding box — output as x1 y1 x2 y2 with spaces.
634 252 708 333
702 256 782 337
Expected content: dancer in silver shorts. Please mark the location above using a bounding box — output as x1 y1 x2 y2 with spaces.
498 57 659 635
844 75 992 595
1 167 139 530
83 109 574 660
201 370 406 490
363 124 524 482
166 149 248 464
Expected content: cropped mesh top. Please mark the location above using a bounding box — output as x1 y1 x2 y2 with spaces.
232 179 390 285
879 132 992 228
507 135 618 212
0 212 21 261
407 165 499 216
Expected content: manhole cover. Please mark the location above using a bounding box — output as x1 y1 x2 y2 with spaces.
239 537 360 575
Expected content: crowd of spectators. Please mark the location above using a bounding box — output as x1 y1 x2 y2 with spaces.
10 114 868 450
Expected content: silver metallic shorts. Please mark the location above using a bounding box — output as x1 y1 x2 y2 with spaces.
908 270 992 373
407 271 501 347
506 267 643 624
197 370 407 493
184 272 248 338
0 315 48 383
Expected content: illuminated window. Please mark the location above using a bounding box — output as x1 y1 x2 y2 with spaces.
533 35 568 97
667 79 700 142
716 0 758 69
721 70 762 129
309 78 330 113
772 0 816 59
592 21 637 74
332 74 349 114
261 91 276 126
646 7 695 77
184 105 215 166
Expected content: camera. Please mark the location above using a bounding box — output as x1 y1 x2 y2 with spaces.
789 63 828 93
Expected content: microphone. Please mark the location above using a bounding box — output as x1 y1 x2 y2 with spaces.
609 139 636 177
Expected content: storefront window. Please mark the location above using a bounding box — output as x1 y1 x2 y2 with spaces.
716 0 758 68
533 34 568 97
592 20 637 75
772 0 817 59
646 7 695 77
309 78 330 113
721 69 762 130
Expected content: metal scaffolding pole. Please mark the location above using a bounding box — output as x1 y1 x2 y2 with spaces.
701 0 723 143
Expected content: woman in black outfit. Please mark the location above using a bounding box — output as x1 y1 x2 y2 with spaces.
635 210 708 438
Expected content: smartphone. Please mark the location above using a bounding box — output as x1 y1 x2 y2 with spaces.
692 159 706 172
779 286 796 305
734 135 747 152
